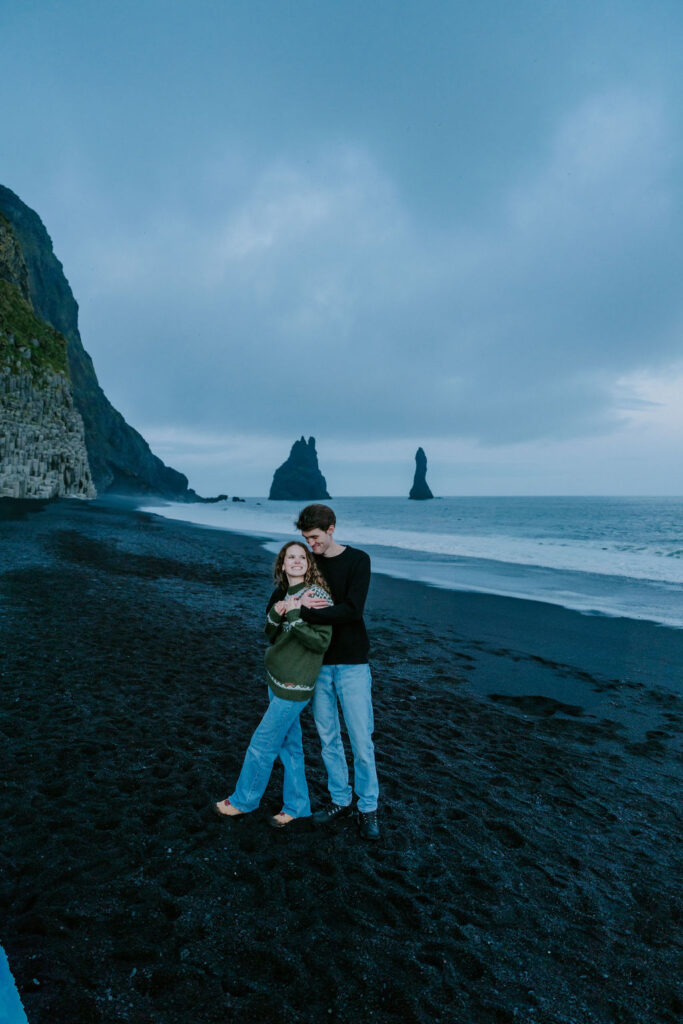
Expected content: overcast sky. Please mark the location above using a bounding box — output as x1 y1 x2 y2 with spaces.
2 0 682 495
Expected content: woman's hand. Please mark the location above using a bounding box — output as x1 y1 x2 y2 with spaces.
284 593 302 613
274 600 287 615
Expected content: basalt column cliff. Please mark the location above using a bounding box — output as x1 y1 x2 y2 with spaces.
0 213 94 499
0 185 195 499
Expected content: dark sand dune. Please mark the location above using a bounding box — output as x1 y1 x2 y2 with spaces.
0 500 681 1023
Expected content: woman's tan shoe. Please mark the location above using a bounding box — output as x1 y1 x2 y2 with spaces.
213 798 244 818
268 810 295 829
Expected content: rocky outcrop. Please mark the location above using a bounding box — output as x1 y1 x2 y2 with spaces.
269 436 331 501
409 447 433 500
1 217 96 500
0 185 195 499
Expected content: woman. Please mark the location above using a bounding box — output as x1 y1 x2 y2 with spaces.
214 541 332 828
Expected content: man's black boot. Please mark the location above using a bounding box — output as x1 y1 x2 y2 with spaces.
357 809 380 841
312 801 353 825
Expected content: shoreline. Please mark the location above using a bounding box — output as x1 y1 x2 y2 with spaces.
1 498 681 1024
130 498 683 722
139 497 683 631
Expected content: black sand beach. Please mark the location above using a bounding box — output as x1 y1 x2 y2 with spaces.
1 499 681 1024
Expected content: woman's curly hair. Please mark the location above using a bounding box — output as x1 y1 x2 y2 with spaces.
273 541 329 593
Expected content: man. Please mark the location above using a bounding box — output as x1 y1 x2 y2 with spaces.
295 503 380 841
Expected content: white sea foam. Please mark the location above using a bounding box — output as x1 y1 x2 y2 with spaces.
141 497 683 585
140 497 683 627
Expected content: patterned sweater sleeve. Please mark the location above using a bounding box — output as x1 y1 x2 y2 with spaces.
283 586 333 653
265 596 284 643
264 589 286 643
284 609 332 653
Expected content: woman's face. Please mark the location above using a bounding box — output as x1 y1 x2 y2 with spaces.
283 544 308 580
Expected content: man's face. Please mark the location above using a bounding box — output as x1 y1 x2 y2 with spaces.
302 526 335 555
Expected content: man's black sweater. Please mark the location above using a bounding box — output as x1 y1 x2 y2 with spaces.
267 546 370 665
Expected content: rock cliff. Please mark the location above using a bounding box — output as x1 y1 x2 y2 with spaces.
409 446 434 500
0 185 195 499
0 215 95 499
269 436 331 501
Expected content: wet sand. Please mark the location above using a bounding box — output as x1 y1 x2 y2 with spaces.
0 498 681 1024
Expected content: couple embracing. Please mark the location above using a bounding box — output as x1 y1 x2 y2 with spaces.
214 503 380 841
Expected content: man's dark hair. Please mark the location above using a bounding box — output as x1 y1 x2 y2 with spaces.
295 504 336 532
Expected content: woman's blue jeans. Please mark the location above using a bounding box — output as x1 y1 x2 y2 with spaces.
312 664 379 813
230 689 311 818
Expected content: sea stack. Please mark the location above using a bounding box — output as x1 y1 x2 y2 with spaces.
269 436 331 501
409 447 434 500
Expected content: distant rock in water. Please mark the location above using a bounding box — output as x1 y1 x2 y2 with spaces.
196 493 227 504
269 436 331 501
409 447 434 500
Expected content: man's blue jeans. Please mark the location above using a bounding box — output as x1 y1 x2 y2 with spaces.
312 664 379 813
230 690 311 818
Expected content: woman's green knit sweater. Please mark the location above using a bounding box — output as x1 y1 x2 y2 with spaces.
264 582 333 701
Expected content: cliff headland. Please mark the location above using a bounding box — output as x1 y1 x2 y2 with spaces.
0 213 94 499
0 185 201 501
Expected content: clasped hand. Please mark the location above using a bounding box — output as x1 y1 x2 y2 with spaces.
275 590 330 615
275 593 304 615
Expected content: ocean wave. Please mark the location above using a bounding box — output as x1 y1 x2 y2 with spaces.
140 499 683 586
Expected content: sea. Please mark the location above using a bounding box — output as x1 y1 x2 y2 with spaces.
140 496 683 630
